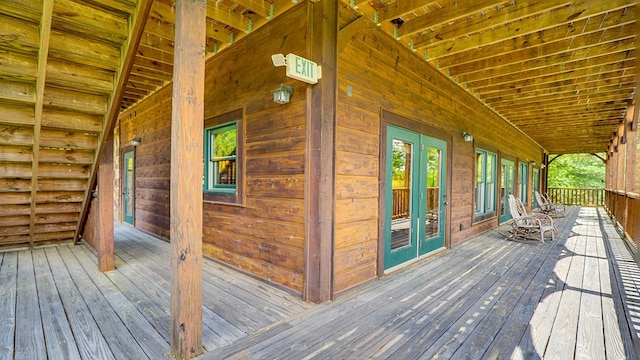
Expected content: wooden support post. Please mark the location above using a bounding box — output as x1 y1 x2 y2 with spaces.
304 0 338 303
97 137 115 272
170 0 206 358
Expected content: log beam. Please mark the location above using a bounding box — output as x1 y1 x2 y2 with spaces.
29 0 53 247
97 137 114 272
169 0 206 358
305 0 338 303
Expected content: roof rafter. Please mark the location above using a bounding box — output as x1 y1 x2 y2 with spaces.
29 0 54 248
74 0 154 243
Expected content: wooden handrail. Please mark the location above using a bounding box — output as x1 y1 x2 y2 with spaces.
546 188 604 207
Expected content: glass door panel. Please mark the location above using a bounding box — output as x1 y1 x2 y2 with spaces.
390 139 413 250
420 138 446 255
499 159 515 223
385 126 420 269
123 151 135 225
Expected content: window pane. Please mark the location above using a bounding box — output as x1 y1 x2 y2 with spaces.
426 147 441 239
486 154 494 183
205 122 238 191
391 139 412 250
213 128 236 157
476 152 484 183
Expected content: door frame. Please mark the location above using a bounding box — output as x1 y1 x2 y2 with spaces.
121 146 136 225
378 110 452 276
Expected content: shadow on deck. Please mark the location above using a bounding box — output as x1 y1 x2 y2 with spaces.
1 207 639 359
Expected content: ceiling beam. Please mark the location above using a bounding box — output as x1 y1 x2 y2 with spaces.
420 1 634 58
392 0 508 37
480 73 634 101
476 67 634 95
29 0 54 248
406 0 572 44
233 0 272 19
206 3 251 32
444 23 635 75
462 47 635 85
74 0 154 244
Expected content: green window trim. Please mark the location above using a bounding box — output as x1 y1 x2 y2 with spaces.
204 121 237 194
474 149 497 221
519 162 529 205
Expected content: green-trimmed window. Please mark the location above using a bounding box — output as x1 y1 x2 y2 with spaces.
204 122 237 193
519 162 529 205
474 149 497 220
532 167 539 209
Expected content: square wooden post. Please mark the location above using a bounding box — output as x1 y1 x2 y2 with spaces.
170 0 206 358
305 0 338 303
98 136 114 272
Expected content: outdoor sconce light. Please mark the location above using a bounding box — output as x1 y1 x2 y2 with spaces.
461 131 473 143
131 137 141 147
531 161 537 167
540 163 546 169
273 84 294 104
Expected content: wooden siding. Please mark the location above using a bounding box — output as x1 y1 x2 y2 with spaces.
117 3 309 294
202 3 309 294
118 85 172 240
333 11 544 293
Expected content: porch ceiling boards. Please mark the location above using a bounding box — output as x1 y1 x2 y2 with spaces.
344 0 637 154
0 0 296 249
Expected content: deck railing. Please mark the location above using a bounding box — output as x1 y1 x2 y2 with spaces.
392 188 410 219
547 187 605 207
605 190 639 257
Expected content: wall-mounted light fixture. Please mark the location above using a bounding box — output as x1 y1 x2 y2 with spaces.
531 161 537 167
273 84 294 104
461 131 473 143
131 137 141 147
540 163 546 169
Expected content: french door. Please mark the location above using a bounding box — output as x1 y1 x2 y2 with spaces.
385 125 447 270
499 159 515 223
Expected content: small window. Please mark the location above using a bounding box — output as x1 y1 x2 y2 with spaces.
205 122 237 193
203 109 243 204
474 149 497 221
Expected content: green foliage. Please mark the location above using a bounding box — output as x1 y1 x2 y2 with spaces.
548 153 605 188
214 128 236 157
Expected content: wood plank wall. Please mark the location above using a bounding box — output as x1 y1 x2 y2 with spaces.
334 7 543 293
118 85 172 240
201 3 308 293
116 3 309 294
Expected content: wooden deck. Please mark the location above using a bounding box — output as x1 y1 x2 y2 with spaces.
1 207 639 359
202 207 640 360
0 225 311 359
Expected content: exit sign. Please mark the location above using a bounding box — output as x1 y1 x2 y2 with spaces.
285 53 322 84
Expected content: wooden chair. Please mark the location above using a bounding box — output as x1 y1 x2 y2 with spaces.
507 195 556 243
534 191 565 218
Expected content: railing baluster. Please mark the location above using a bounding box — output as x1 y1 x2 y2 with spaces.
546 187 605 207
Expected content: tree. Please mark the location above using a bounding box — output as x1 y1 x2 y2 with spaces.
548 153 605 188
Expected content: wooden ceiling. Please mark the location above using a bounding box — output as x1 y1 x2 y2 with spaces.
0 0 636 249
0 0 297 249
346 0 636 154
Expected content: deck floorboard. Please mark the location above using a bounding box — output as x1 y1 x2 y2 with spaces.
202 207 640 360
1 207 638 359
